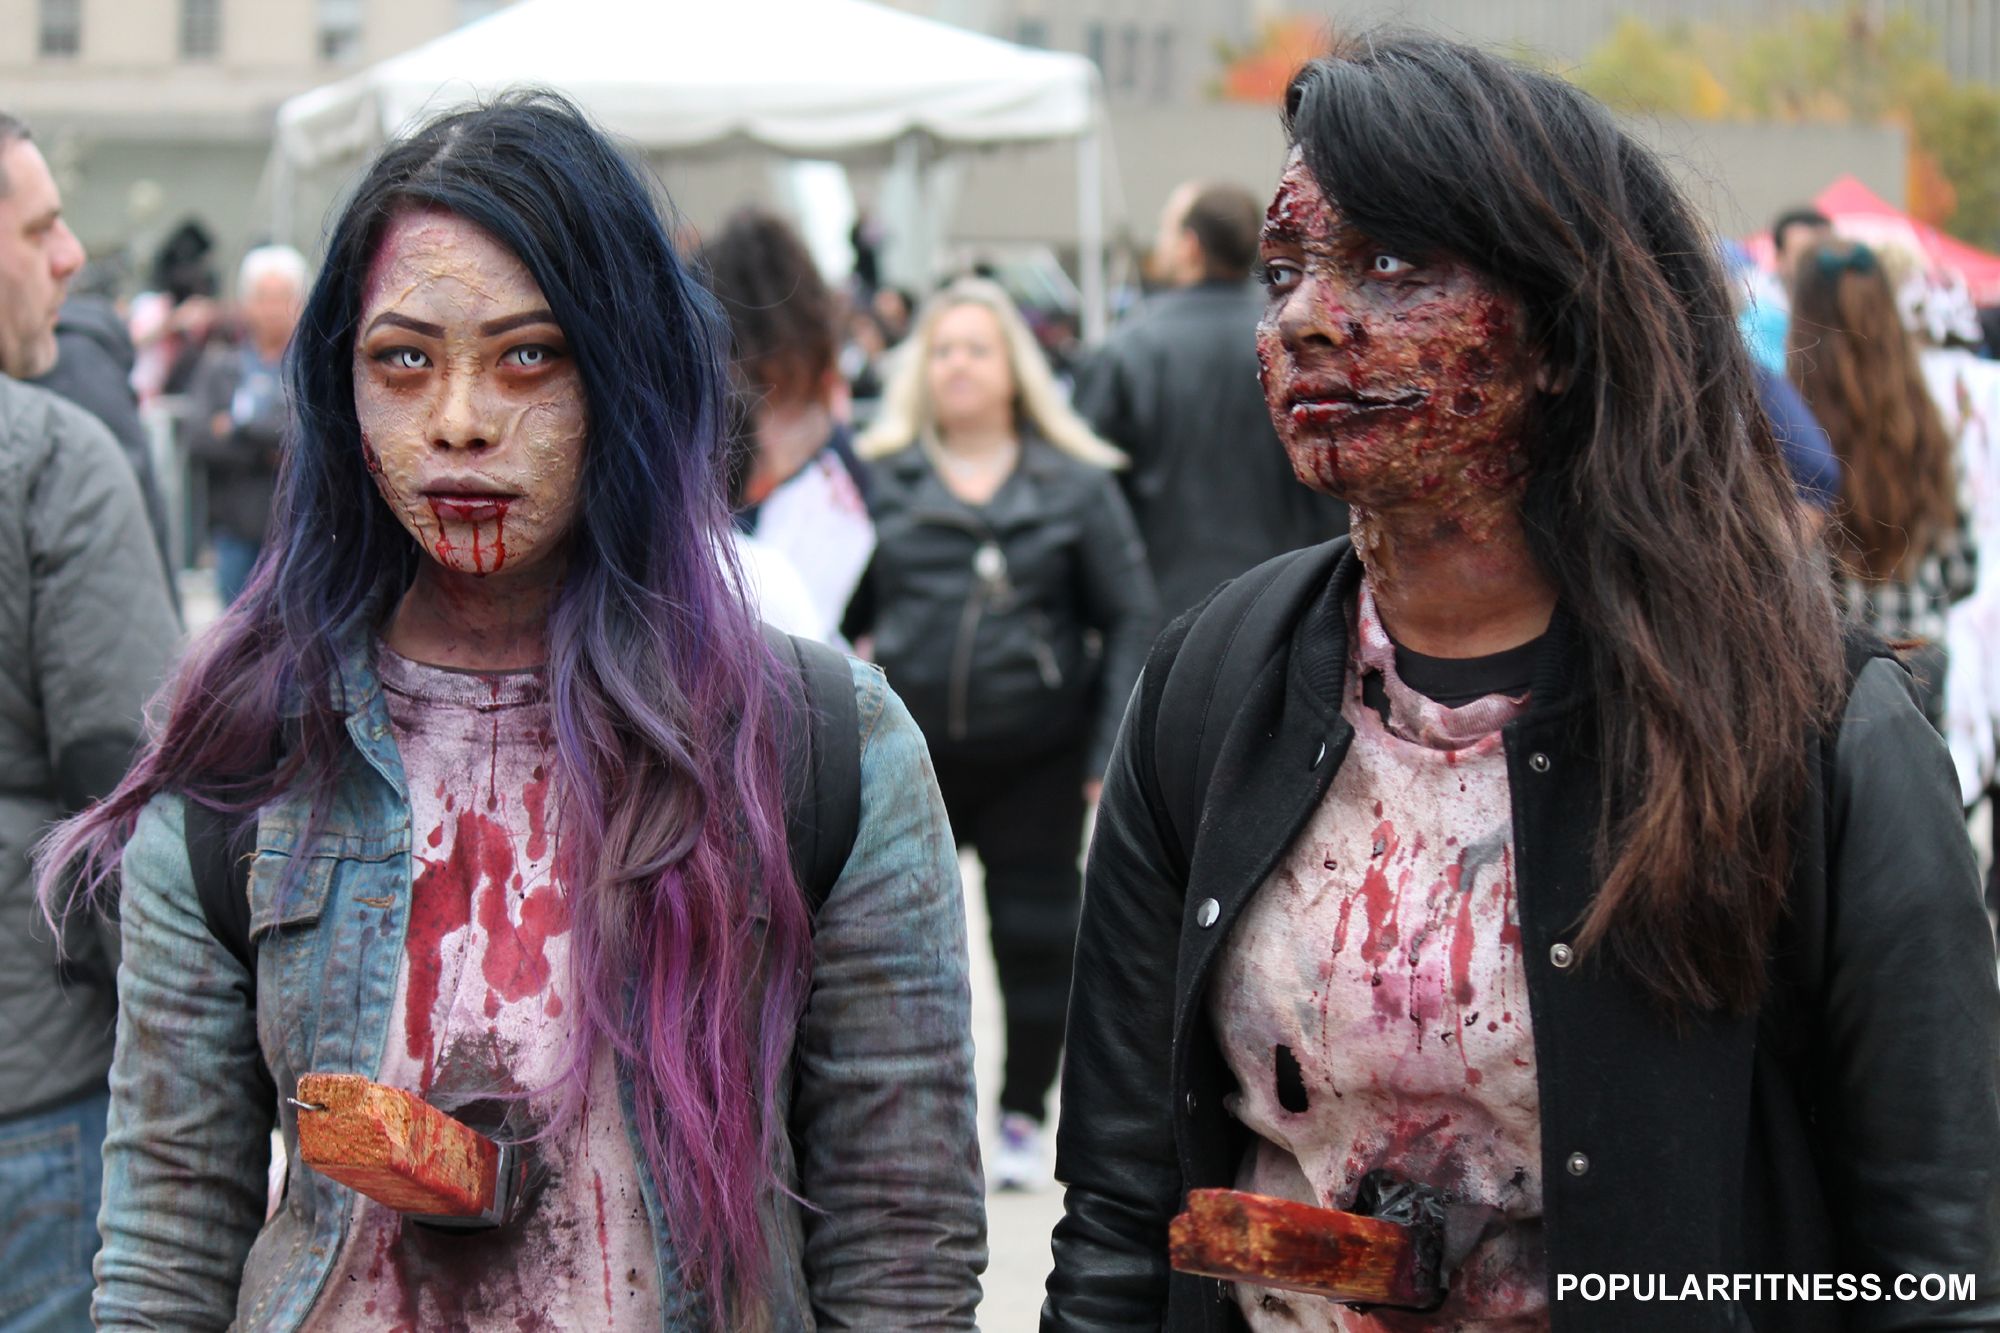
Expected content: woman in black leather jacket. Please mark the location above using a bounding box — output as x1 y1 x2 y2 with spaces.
1044 34 2000 1333
849 277 1159 1189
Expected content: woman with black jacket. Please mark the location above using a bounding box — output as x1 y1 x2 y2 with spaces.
1044 34 2000 1333
850 277 1159 1189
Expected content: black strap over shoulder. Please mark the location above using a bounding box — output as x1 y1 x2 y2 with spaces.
188 798 259 981
763 626 864 914
189 630 865 992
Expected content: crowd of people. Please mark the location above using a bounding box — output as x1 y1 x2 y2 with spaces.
3 24 2000 1331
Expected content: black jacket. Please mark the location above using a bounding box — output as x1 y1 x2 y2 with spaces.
29 296 175 587
1046 540 2000 1332
185 342 284 545
1073 281 1348 619
848 435 1159 775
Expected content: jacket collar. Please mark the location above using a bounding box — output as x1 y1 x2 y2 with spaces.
1287 544 1587 724
890 426 1068 526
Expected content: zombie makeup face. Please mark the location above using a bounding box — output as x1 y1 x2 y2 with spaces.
1256 151 1541 517
354 209 587 580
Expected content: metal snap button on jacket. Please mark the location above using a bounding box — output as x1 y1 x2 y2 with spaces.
1550 942 1575 969
1195 898 1220 928
1185 1091 1198 1115
1311 740 1327 769
1529 752 1551 773
1567 1151 1590 1176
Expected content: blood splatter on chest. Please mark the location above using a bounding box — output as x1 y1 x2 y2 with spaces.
1208 595 1547 1328
378 656 569 1093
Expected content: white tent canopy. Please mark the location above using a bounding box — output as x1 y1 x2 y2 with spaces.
271 0 1109 334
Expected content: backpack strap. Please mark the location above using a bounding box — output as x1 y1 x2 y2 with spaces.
1149 541 1351 867
185 631 866 1000
766 627 864 914
188 797 259 984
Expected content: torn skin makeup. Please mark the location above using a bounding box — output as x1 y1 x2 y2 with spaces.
355 208 588 670
1256 151 1556 656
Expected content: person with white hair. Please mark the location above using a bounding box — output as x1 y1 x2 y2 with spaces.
185 244 309 604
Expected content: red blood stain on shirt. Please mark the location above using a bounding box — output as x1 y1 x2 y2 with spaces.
404 812 513 1088
477 865 572 1004
524 764 551 862
594 1170 614 1320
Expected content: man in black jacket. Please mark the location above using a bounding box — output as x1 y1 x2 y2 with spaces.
1075 182 1347 619
33 293 177 590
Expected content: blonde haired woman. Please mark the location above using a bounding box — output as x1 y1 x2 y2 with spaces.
848 278 1159 1188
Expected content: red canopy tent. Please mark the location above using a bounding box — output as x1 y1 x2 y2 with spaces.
1812 174 2000 305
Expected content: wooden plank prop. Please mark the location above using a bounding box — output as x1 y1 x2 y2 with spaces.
1168 1188 1443 1309
292 1073 513 1228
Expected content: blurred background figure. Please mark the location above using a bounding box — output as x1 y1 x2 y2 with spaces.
872 285 915 348
0 111 172 588
1074 180 1348 619
32 281 175 583
0 375 178 1333
703 207 875 643
1789 237 1975 727
1772 206 1835 289
0 115 180 1331
1718 240 1844 516
185 244 306 606
0 111 84 383
849 277 1158 1190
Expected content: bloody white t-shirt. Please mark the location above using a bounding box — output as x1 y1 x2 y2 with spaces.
1209 582 1548 1331
300 647 661 1330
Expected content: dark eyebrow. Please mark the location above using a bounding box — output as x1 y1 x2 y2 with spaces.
1261 219 1303 246
364 311 445 338
480 309 559 337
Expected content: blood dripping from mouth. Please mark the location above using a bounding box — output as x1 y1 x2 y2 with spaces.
423 497 512 574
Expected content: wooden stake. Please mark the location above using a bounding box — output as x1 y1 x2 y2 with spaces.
1169 1188 1441 1308
293 1073 501 1220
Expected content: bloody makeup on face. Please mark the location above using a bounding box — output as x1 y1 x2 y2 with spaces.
1255 151 1540 512
354 209 587 579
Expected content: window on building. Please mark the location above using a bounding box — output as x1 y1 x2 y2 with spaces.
1153 28 1175 101
318 0 362 63
1119 24 1141 93
180 0 220 60
38 0 82 57
1084 22 1105 77
457 0 505 25
1015 17 1047 49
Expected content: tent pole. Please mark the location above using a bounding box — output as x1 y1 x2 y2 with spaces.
1077 113 1107 344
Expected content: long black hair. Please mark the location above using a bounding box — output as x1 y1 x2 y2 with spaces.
1284 33 1844 1015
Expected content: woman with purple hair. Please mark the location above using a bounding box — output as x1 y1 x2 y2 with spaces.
39 94 983 1328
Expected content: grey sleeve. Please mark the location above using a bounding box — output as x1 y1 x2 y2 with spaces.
791 662 986 1326
94 796 271 1327
1820 657 2000 1328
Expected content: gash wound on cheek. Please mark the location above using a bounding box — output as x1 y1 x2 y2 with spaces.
1257 155 1538 519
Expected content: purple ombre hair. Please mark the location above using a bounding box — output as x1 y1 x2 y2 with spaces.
36 94 812 1315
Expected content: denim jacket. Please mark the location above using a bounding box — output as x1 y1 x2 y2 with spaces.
94 645 986 1329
